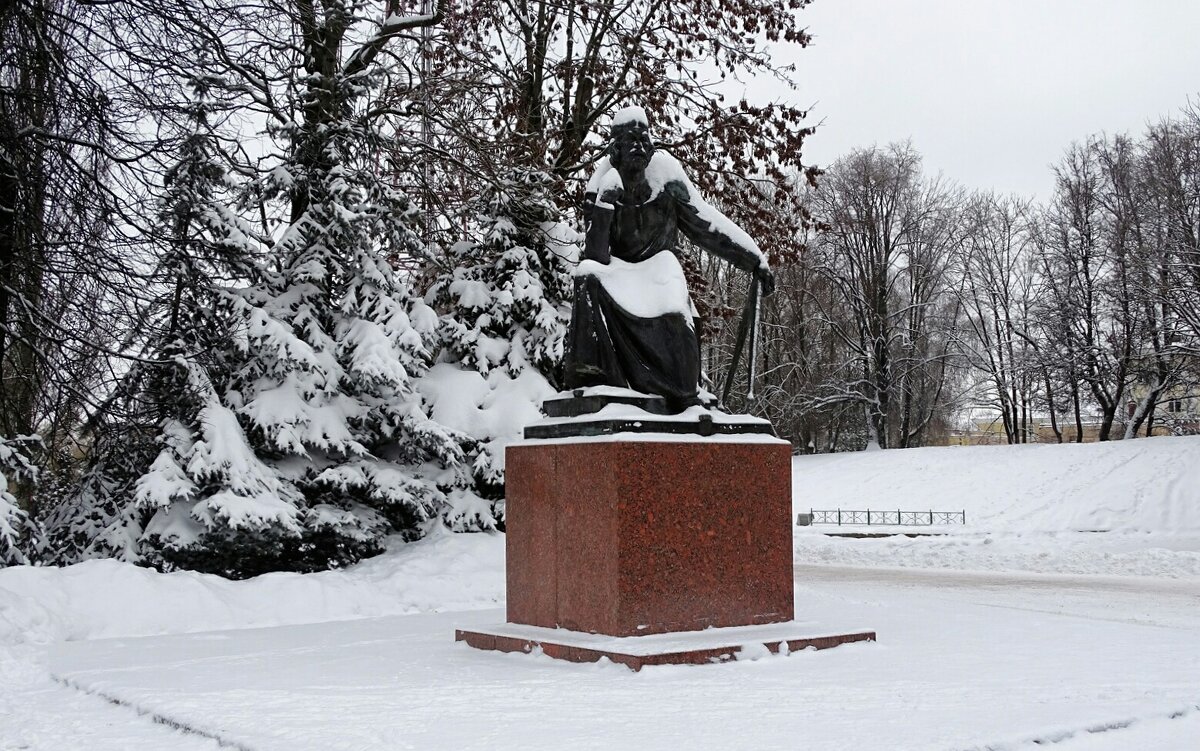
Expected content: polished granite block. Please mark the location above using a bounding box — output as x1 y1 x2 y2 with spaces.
505 438 794 637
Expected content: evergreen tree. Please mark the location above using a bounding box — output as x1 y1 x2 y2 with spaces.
204 147 473 571
426 169 575 496
0 435 41 566
431 170 574 384
44 80 269 567
44 4 480 575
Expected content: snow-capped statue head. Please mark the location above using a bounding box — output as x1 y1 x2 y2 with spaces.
612 105 649 130
609 105 653 174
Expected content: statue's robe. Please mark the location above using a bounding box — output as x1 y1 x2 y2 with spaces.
564 154 765 409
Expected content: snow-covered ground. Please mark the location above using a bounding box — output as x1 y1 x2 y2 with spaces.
791 434 1200 581
2 436 1199 749
0 532 505 750
41 567 1200 750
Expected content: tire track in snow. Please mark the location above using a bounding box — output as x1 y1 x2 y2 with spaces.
968 703 1200 750
50 673 253 751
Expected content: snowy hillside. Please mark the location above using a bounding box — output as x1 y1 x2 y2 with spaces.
792 435 1200 534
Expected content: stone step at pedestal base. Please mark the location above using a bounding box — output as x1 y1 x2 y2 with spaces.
455 620 876 671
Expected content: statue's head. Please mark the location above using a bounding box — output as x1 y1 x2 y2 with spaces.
608 106 654 174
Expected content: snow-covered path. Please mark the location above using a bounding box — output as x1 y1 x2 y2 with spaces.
40 565 1200 751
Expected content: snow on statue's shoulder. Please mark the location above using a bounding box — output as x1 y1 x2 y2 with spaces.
594 169 624 200
587 149 685 200
646 152 767 269
612 105 649 128
586 149 767 270
643 151 688 198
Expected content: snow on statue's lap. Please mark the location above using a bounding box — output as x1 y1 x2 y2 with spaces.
576 251 693 320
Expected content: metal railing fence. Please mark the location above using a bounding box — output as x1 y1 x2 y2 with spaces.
808 509 966 526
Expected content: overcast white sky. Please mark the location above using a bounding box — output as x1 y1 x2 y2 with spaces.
748 0 1200 198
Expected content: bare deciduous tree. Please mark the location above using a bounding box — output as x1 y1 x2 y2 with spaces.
804 143 963 449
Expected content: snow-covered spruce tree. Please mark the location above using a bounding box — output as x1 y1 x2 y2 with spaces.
44 83 270 566
425 170 574 501
431 170 574 382
44 423 160 563
48 2 478 574
183 159 475 573
138 2 475 573
0 435 41 566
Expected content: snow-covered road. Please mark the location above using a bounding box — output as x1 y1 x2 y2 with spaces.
0 647 223 750
33 564 1200 751
796 563 1200 630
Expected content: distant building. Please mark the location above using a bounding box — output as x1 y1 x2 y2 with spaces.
1121 386 1200 438
1032 417 1109 444
946 415 1009 446
946 398 1199 446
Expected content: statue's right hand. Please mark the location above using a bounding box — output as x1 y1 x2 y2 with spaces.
598 185 624 208
756 266 776 297
595 170 625 209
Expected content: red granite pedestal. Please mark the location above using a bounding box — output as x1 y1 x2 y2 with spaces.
456 437 876 668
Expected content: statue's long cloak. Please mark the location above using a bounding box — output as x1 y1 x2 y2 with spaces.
565 154 765 407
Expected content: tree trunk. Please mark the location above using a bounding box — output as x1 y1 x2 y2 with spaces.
1044 370 1063 443
1071 376 1084 443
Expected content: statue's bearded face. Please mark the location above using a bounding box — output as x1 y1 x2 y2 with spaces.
610 123 654 173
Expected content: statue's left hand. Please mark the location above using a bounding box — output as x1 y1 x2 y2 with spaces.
756 266 776 297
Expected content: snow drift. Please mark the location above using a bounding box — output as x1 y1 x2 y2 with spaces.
0 529 504 646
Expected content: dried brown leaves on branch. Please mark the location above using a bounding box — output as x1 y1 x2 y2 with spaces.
412 0 820 265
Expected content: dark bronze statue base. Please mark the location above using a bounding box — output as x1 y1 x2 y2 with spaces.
527 390 772 440
541 389 674 418
524 415 774 440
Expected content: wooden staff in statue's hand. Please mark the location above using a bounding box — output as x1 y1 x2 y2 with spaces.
721 268 773 407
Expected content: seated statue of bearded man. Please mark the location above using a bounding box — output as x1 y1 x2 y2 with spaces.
563 106 775 412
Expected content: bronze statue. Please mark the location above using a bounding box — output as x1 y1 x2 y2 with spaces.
564 106 774 412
